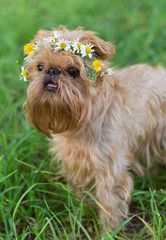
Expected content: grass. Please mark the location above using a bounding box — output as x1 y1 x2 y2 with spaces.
0 0 166 239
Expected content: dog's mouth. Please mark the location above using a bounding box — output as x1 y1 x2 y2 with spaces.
45 82 58 91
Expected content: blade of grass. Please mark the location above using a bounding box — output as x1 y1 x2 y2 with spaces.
0 170 17 184
44 198 70 240
46 217 59 240
34 216 54 240
65 205 92 240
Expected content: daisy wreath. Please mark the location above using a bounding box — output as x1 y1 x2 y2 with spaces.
20 31 114 82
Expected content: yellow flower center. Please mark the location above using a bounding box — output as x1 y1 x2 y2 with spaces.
22 70 28 76
85 46 91 54
92 60 102 72
77 42 82 49
24 44 34 56
60 42 66 49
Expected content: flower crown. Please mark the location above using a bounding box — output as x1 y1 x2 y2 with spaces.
20 31 114 82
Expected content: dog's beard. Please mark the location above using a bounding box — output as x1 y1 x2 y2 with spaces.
25 77 92 137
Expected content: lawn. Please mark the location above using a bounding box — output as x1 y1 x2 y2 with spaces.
0 0 166 239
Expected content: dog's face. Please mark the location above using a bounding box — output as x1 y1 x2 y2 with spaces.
23 27 115 137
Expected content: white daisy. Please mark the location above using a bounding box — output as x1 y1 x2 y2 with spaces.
53 30 61 39
33 40 41 51
20 66 28 81
24 56 29 62
55 39 71 51
72 39 82 53
45 31 62 43
100 68 114 77
43 36 55 43
80 43 94 58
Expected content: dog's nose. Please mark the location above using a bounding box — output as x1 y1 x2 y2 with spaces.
45 68 60 90
46 68 61 78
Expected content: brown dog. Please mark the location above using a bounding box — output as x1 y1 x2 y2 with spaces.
21 26 166 230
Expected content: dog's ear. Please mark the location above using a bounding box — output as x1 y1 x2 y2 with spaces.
79 31 116 60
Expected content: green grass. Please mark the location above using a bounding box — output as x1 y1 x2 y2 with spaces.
0 0 166 239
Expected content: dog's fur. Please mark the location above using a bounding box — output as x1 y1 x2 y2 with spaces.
24 26 166 230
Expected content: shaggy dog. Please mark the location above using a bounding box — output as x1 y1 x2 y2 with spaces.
21 26 166 230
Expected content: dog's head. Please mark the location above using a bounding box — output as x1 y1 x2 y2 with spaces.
22 26 115 137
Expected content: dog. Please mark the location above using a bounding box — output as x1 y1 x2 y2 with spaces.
21 26 166 230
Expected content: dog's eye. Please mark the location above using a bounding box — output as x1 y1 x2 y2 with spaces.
37 65 44 71
67 68 80 78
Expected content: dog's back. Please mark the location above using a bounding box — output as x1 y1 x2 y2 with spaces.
114 64 166 167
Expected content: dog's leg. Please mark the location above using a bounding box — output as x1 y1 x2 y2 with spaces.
95 167 133 230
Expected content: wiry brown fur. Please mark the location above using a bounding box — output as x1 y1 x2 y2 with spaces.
24 26 166 230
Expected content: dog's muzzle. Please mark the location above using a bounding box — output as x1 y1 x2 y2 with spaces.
44 68 61 90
